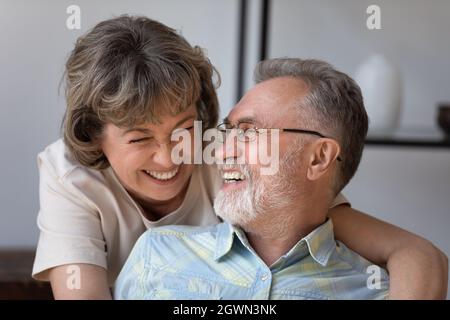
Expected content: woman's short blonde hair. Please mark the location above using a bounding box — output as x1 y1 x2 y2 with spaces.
62 15 220 169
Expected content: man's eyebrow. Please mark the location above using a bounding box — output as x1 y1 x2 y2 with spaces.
237 117 258 125
223 116 262 126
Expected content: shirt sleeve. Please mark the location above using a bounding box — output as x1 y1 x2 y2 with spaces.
32 156 107 281
330 193 351 208
113 232 150 300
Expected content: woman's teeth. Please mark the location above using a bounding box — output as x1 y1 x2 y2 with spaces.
145 167 179 180
222 171 246 183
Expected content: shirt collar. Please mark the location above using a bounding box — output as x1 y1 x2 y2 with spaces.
214 222 235 261
293 218 335 267
214 219 336 267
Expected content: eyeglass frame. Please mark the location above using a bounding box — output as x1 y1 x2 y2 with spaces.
216 122 342 162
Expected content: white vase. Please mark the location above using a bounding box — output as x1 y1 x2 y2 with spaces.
354 54 403 136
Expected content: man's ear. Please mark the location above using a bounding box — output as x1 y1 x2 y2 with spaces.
307 138 341 181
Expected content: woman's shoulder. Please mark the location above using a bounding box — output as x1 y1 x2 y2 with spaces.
37 139 122 215
38 138 104 185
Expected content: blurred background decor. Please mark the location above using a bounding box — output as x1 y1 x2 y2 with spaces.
437 104 450 140
355 54 403 136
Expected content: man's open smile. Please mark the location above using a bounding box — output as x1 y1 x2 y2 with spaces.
220 166 248 191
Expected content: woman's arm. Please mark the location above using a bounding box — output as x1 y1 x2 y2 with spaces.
35 154 112 299
49 264 112 300
330 205 448 300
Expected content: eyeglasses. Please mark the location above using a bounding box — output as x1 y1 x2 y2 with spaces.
216 122 342 162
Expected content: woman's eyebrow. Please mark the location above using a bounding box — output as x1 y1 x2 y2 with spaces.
173 114 196 128
121 127 151 136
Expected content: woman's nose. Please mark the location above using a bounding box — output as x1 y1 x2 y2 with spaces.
152 143 175 168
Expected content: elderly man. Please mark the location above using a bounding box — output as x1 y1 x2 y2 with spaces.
114 58 389 300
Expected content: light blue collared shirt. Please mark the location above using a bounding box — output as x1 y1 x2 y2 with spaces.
114 219 389 299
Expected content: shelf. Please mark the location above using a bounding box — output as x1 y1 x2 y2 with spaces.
364 128 450 149
0 249 53 300
365 138 450 148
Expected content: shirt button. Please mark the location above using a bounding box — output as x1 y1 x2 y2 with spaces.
261 273 269 281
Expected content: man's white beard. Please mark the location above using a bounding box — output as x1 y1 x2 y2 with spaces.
214 150 300 231
214 164 258 227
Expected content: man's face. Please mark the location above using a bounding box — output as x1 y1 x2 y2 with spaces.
101 105 197 205
214 77 311 228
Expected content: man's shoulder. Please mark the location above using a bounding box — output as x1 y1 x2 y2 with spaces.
326 241 390 299
134 224 224 268
138 223 224 253
145 223 221 240
331 241 382 273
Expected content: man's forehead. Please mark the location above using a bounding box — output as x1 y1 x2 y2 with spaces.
226 103 270 126
228 77 309 126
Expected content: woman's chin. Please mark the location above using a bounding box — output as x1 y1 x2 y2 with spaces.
138 172 191 202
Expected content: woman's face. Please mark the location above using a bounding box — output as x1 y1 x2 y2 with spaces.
101 105 198 205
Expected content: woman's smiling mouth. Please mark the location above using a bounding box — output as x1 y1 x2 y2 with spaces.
142 166 181 184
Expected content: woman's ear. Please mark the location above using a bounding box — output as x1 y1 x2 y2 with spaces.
307 138 341 181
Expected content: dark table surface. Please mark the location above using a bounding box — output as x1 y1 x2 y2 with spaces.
0 249 53 300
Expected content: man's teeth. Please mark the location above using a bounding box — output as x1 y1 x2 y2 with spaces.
145 167 179 180
222 171 246 183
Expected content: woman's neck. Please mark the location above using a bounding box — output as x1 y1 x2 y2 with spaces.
130 180 190 222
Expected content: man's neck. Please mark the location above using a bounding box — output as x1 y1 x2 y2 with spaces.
244 202 329 267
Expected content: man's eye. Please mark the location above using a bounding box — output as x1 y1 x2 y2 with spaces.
238 123 256 131
129 137 151 144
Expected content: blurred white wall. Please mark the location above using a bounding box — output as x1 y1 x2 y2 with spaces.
0 0 239 247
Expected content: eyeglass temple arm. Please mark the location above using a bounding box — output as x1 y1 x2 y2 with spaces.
282 129 342 162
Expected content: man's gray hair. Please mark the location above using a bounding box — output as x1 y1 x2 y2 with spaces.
254 58 368 193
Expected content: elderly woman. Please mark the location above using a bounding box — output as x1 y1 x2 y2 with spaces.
32 15 447 299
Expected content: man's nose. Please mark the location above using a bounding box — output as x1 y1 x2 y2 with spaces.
215 130 243 163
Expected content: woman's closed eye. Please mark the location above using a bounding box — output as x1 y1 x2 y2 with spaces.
129 137 153 144
128 125 194 144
